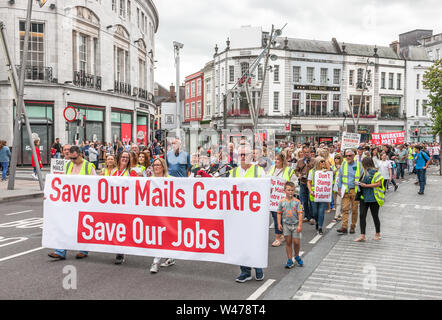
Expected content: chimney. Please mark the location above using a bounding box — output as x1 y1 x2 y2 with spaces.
390 41 400 55
169 83 176 99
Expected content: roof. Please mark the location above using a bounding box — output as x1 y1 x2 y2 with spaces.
400 47 432 61
278 38 340 54
340 42 400 59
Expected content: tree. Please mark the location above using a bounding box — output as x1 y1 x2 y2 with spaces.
423 59 442 175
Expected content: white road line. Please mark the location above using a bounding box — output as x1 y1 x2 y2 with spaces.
247 279 276 300
0 247 44 263
326 222 336 229
5 210 33 216
309 234 322 244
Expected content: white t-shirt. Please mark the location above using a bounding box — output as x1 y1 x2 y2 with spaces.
434 146 440 156
378 160 391 179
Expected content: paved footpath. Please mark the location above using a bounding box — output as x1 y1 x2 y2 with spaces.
265 166 442 300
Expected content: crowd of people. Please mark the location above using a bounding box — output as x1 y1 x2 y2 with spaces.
1 134 440 282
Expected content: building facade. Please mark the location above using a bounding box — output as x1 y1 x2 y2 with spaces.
0 0 158 164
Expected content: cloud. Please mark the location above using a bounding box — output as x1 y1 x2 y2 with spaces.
153 0 441 88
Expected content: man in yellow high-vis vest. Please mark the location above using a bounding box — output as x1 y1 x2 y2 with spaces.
336 149 363 235
48 145 96 260
230 144 266 283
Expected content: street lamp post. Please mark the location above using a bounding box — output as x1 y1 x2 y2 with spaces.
173 41 184 141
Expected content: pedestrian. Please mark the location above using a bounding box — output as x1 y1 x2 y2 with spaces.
0 140 11 181
397 144 407 179
88 143 100 170
230 144 266 283
100 154 116 176
379 152 398 191
332 154 343 222
407 144 415 174
53 138 62 159
307 157 330 235
337 149 363 235
414 145 431 195
354 157 385 242
31 139 43 180
62 144 71 160
48 145 96 260
269 152 296 247
166 138 191 177
295 145 315 226
277 181 304 269
149 157 177 274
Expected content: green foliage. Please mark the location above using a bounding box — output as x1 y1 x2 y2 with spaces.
423 59 442 135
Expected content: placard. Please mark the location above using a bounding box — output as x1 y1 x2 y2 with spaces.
341 132 361 152
50 159 68 175
313 171 333 203
270 177 287 211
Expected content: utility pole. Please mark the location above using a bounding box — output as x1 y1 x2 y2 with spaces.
173 41 184 141
1 0 44 191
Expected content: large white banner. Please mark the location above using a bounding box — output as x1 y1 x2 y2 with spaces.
43 175 271 268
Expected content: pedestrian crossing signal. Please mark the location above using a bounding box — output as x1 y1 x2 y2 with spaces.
38 0 48 8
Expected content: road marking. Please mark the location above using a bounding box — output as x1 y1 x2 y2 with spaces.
5 210 33 216
247 279 276 300
0 247 44 263
326 222 336 229
309 234 322 244
0 236 28 248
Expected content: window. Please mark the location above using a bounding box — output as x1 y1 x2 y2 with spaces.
397 73 401 90
423 99 428 116
186 103 190 119
333 94 340 114
436 49 440 60
137 8 140 27
381 72 386 89
197 78 202 96
191 81 195 98
112 0 117 12
388 73 394 89
79 35 88 73
138 59 146 89
381 96 401 118
306 93 328 116
292 92 300 115
191 102 195 118
258 65 263 81
350 95 370 115
197 101 202 118
127 1 131 21
307 67 314 83
357 68 363 89
221 67 224 85
119 0 126 17
349 70 354 86
274 65 279 82
19 21 45 80
416 99 419 116
241 62 249 77
229 65 234 82
293 66 300 83
186 83 190 99
273 92 279 111
333 69 340 85
141 12 145 33
416 74 420 89
320 68 328 85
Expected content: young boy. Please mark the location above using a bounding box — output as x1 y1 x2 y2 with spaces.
277 181 304 269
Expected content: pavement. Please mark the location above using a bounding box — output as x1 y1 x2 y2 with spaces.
264 166 442 300
0 167 48 203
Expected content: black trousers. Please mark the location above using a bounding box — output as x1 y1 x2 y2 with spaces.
359 200 380 234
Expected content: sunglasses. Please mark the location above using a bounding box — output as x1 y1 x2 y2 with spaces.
345 155 353 158
70 157 78 161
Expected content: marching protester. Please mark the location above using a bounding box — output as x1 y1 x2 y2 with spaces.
332 154 343 222
277 181 304 269
231 144 266 283
167 138 191 178
307 156 330 235
0 140 11 182
100 154 116 176
62 144 72 160
414 145 431 195
295 145 315 225
148 157 175 274
354 157 385 242
31 139 43 180
48 145 96 260
269 152 296 247
378 152 398 191
337 149 363 235
88 143 100 170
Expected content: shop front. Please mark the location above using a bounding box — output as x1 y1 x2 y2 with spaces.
67 103 105 144
111 109 133 143
136 114 148 146
14 100 54 166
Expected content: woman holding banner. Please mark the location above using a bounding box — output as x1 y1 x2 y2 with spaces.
307 157 331 235
269 152 296 247
149 157 176 274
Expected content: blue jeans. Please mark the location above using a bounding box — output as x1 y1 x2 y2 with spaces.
239 266 263 278
299 184 313 220
55 152 61 159
416 169 426 193
397 163 405 179
271 211 283 235
54 249 88 258
311 202 328 229
1 162 8 180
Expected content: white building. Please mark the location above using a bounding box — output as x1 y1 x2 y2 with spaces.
0 0 158 165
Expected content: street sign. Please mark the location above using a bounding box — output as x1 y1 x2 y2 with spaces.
63 106 77 123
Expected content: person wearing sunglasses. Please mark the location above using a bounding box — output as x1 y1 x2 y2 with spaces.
336 149 363 235
307 157 330 235
48 145 96 260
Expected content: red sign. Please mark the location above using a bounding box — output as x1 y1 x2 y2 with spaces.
371 131 405 145
137 125 147 145
63 106 77 123
121 123 132 143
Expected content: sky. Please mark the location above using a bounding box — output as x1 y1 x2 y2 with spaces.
153 0 442 88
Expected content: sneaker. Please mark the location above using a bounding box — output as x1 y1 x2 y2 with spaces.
160 258 176 267
315 223 319 231
115 254 125 265
285 259 295 269
294 256 304 267
337 228 348 234
318 228 323 235
394 185 398 192
303 218 309 222
255 270 265 281
309 219 315 225
235 274 252 283
150 263 159 273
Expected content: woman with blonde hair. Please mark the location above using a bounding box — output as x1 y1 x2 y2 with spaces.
149 157 176 273
307 156 330 235
100 154 116 176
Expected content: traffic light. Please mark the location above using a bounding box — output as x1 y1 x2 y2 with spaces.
414 128 419 136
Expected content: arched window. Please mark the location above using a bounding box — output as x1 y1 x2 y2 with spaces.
113 25 130 85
